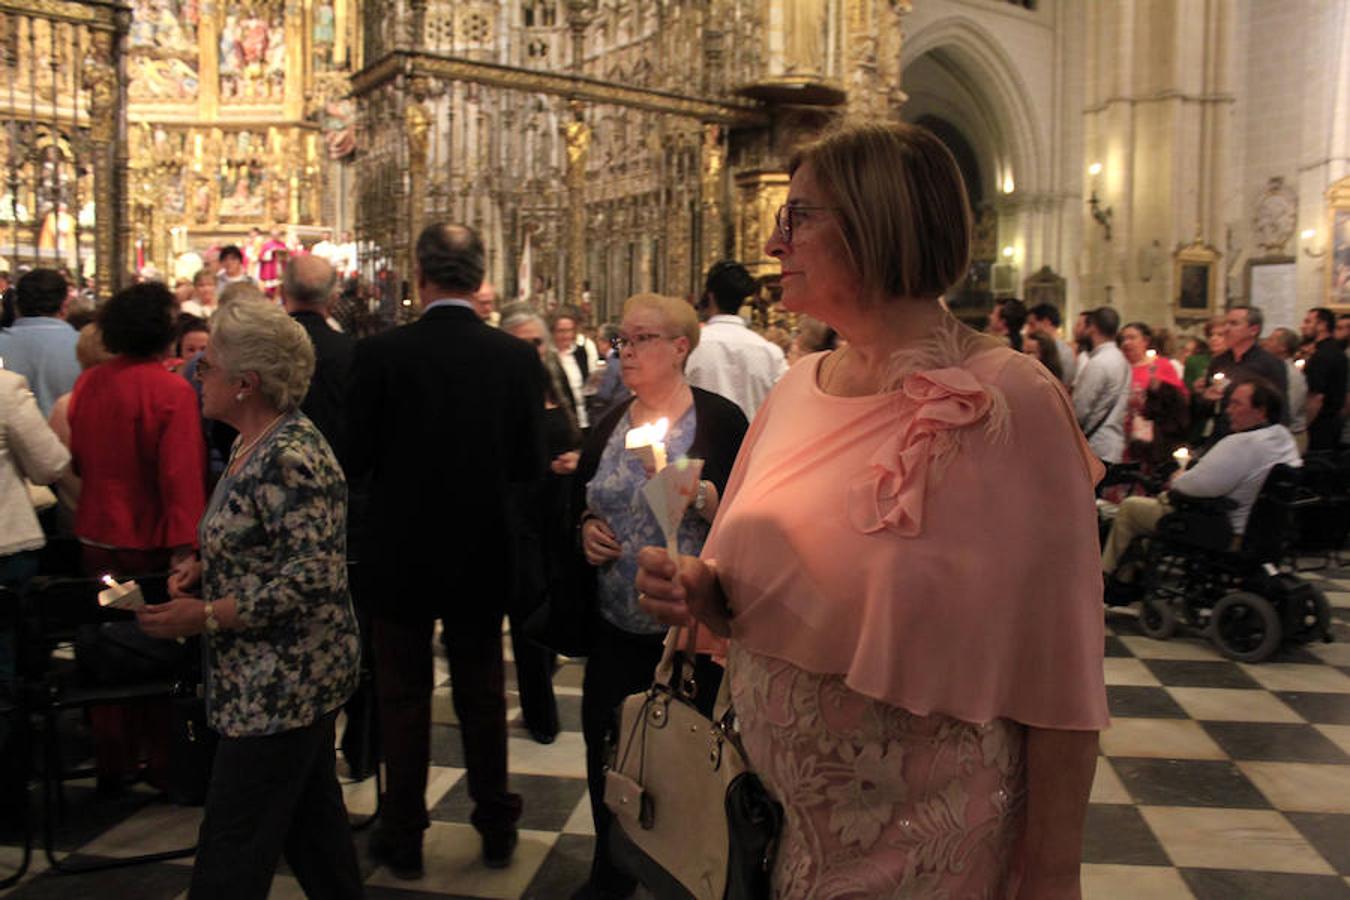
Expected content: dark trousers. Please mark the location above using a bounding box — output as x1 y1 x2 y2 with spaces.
375 614 521 843
508 612 559 738
189 711 361 900
581 620 666 896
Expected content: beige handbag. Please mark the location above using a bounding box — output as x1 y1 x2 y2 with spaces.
603 626 782 900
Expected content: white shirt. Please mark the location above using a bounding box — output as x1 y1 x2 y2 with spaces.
556 337 599 428
1173 423 1301 533
1282 360 1308 435
685 315 787 420
1054 338 1077 386
1073 341 1132 463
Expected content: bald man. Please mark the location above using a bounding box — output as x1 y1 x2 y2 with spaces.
282 255 353 460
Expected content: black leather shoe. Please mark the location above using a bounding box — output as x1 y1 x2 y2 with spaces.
528 725 558 745
482 829 518 869
369 830 424 880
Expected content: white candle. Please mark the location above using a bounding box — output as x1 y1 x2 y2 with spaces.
625 417 670 473
98 574 145 610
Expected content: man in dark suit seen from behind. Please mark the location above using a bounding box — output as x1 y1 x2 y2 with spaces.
281 254 378 778
346 223 546 879
282 255 353 458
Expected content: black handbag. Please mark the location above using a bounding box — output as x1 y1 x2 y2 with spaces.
167 682 217 806
604 627 783 900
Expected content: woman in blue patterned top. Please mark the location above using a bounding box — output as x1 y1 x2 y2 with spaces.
572 292 748 899
136 299 361 899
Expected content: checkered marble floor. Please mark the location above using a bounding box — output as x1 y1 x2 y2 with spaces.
3 564 1350 899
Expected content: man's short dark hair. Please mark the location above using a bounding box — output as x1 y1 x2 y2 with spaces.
1027 302 1061 328
704 260 758 315
1232 304 1264 334
415 223 484 295
15 268 67 317
218 245 244 264
997 298 1027 334
1088 306 1120 339
1309 307 1336 335
1237 375 1283 424
99 282 177 358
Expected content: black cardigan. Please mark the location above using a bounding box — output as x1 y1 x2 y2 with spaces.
571 386 750 527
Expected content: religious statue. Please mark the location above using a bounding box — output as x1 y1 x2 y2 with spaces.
564 115 590 167
38 202 77 265
405 102 430 171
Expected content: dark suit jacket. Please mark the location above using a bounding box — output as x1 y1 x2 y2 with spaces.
346 304 546 622
291 310 355 461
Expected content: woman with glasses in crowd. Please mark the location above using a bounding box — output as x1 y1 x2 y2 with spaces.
136 299 361 899
573 292 748 900
637 121 1108 898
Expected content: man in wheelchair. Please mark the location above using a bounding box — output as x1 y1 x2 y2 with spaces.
1102 377 1301 584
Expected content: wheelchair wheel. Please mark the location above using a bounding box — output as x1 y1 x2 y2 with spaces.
1139 597 1177 639
1289 586 1332 645
1211 592 1281 663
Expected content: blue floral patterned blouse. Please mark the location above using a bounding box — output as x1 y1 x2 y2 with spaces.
200 412 360 737
586 405 709 635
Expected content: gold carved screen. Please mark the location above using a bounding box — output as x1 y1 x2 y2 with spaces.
0 1 125 297
351 0 907 324
124 0 359 278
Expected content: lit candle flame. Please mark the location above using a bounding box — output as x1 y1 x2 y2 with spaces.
1173 447 1191 463
1213 372 1226 383
101 574 118 589
625 417 669 449
1294 359 1306 370
1146 349 1157 360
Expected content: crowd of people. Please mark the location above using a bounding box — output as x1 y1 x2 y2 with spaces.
0 117 1347 899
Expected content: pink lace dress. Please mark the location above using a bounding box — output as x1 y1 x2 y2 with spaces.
729 644 1024 899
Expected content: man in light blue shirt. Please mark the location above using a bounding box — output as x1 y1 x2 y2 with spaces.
0 269 80 417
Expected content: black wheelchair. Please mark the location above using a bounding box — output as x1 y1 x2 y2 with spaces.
1103 463 1334 663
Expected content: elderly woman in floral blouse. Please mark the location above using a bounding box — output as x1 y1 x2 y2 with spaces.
137 299 361 900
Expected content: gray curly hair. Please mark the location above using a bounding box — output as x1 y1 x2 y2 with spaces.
211 299 315 412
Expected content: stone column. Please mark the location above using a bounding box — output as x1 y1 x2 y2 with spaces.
562 101 589 308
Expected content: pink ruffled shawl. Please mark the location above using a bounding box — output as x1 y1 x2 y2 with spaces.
700 340 1109 731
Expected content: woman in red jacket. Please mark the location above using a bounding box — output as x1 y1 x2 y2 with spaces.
68 281 206 790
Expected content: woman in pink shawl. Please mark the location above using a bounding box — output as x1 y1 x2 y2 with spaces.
637 121 1108 899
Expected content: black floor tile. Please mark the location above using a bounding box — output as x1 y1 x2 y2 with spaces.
522 833 594 899
1275 692 1350 725
1286 812 1350 875
1180 868 1350 900
1143 659 1262 689
430 724 467 767
0 785 160 852
1109 757 1271 809
1107 686 1188 718
429 772 588 833
1201 722 1350 764
1104 635 1133 658
1080 804 1171 865
2 855 192 899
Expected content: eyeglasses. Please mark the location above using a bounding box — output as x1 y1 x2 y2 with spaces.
612 332 674 353
773 203 837 245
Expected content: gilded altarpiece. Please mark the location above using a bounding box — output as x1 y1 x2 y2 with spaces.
0 1 126 298
125 0 359 277
352 0 908 324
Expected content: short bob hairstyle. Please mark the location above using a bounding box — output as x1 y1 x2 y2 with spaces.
210 299 315 413
621 293 700 353
100 282 177 358
789 120 972 302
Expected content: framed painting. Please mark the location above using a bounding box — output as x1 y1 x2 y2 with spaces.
1173 240 1220 321
1327 176 1350 310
